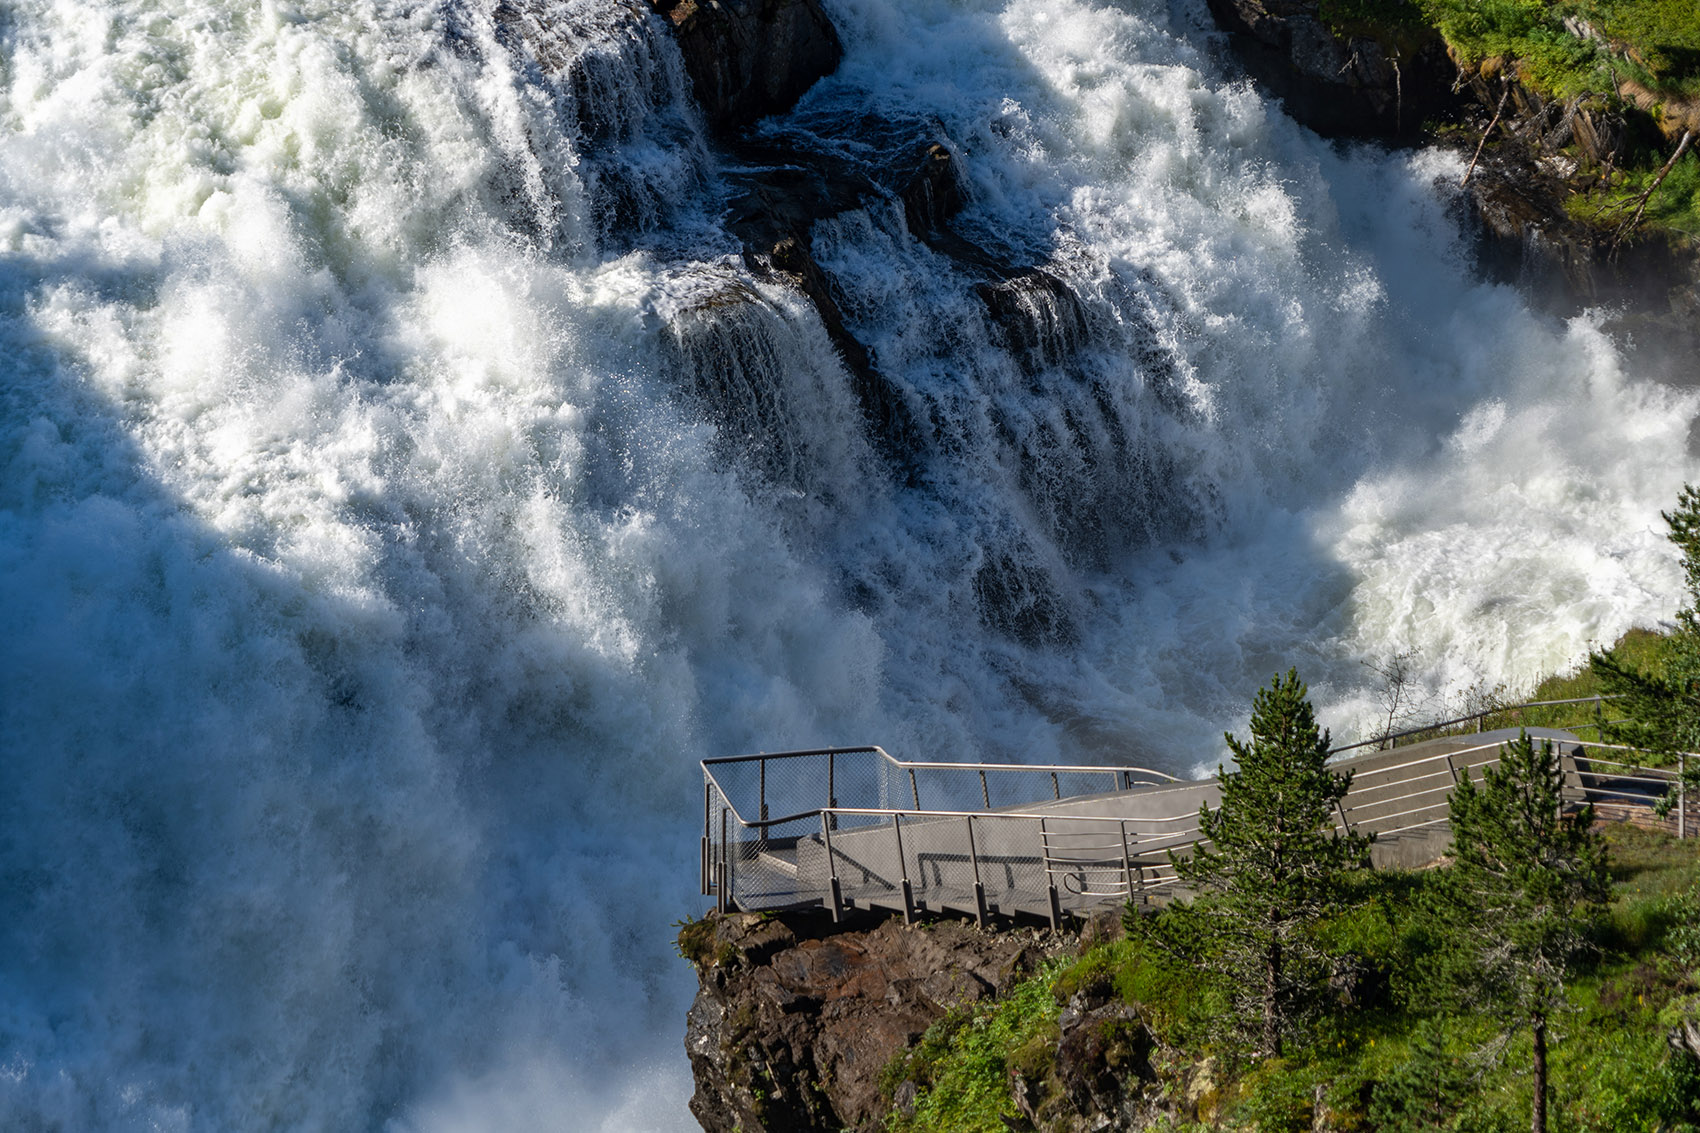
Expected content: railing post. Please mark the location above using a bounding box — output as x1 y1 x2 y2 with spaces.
1040 817 1061 930
702 781 712 896
822 813 844 922
966 816 987 927
827 751 837 832
894 814 915 923
1334 798 1350 834
759 756 768 823
1120 820 1135 901
718 808 729 913
1444 752 1462 787
980 769 990 809
1681 754 1688 841
909 767 920 811
1051 771 1060 800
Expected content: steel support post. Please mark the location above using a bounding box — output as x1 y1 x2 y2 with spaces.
720 808 731 913
979 769 990 809
1680 754 1688 841
822 813 844 922
1120 821 1135 900
893 814 915 924
966 817 987 926
909 767 920 811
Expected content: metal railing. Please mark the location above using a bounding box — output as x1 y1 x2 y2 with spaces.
1329 695 1627 754
700 746 1183 927
701 723 1693 927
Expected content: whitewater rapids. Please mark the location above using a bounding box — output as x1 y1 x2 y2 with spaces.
1 0 1693 1127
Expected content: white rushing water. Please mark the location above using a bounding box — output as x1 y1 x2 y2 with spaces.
1 0 1694 1126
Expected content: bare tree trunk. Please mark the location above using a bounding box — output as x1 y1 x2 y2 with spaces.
1531 1016 1548 1133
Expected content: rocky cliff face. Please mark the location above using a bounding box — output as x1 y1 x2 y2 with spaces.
677 912 1219 1133
678 912 1058 1132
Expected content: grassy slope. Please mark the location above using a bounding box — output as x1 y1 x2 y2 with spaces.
884 824 1700 1132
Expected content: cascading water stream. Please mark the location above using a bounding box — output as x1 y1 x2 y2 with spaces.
1 0 1694 1127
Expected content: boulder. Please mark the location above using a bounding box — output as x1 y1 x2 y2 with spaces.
648 0 842 135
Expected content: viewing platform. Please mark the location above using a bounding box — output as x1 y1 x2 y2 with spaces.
700 719 1694 928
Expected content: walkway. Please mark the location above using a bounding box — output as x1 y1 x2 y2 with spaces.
700 728 1693 927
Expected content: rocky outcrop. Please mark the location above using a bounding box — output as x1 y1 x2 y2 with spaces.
679 911 1060 1132
1205 0 1700 333
647 0 841 136
1204 0 1461 139
678 911 1229 1133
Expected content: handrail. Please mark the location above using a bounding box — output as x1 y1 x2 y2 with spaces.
702 745 886 766
1330 696 1623 754
702 743 1177 781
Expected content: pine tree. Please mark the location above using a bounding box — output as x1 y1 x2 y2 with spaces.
1428 731 1610 1133
1129 669 1371 1059
1592 484 1700 760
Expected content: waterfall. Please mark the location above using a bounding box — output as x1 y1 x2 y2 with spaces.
1 0 1694 1126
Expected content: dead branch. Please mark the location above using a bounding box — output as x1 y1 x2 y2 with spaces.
1612 129 1694 248
1462 85 1511 189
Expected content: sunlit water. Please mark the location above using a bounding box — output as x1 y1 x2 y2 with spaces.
2 0 1693 1126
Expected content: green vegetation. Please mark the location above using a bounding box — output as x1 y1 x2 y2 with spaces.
1423 732 1613 1132
1132 670 1371 1059
883 823 1700 1133
880 971 1065 1132
1316 0 1700 239
1595 485 1700 761
1318 0 1700 98
883 488 1700 1131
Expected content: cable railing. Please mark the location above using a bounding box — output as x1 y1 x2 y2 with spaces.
701 711 1694 926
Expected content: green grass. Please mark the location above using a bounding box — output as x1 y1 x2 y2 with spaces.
883 966 1065 1133
1317 0 1700 98
883 826 1700 1131
1569 152 1700 238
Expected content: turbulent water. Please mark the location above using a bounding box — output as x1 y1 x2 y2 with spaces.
1 0 1694 1126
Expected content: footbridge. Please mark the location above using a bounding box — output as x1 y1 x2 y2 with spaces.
700 716 1694 928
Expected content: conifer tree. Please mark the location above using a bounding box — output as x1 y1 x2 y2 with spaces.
1592 484 1700 764
1428 731 1610 1133
1129 669 1371 1059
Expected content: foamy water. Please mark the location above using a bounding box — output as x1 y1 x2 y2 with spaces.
1 0 1693 1126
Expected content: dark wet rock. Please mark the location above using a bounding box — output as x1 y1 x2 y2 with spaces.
1204 0 1461 139
647 0 842 136
976 269 1091 377
899 142 969 239
972 548 1078 648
